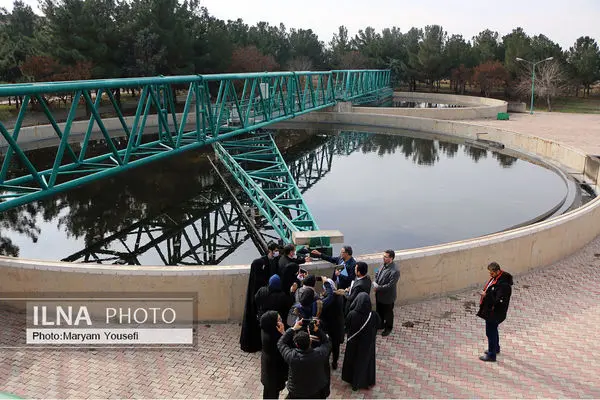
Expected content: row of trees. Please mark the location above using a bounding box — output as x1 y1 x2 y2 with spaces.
1 0 599 103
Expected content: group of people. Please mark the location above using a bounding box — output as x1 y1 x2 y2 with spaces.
240 242 514 398
240 243 401 398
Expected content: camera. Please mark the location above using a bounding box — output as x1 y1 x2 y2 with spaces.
301 318 318 332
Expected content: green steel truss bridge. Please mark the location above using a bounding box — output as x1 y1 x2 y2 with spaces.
60 131 370 265
0 69 390 246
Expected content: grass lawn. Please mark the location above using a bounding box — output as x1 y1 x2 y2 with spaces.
532 96 600 114
0 104 18 120
396 83 600 114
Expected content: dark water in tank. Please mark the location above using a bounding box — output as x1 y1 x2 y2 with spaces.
0 128 567 265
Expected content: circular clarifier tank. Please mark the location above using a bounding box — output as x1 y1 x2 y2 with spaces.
0 126 573 265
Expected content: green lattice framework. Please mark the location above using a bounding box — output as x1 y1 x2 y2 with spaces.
0 70 390 214
213 131 372 244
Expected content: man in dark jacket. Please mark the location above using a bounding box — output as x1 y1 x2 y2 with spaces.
373 249 400 337
277 319 331 399
278 244 311 295
338 261 371 315
477 262 513 362
311 245 356 290
278 244 310 273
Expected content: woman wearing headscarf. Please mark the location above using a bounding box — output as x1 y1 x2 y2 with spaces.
259 311 288 399
319 278 345 370
255 275 293 324
342 292 380 391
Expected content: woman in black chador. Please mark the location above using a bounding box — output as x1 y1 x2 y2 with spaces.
240 254 274 352
342 292 380 391
259 311 288 399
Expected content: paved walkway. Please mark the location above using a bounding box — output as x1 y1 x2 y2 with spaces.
1 233 599 398
468 111 600 156
0 111 600 398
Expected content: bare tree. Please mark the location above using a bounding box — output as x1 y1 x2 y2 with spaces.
516 61 567 112
287 56 313 71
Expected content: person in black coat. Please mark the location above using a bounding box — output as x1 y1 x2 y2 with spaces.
278 244 310 275
255 274 294 325
241 258 269 352
240 243 280 353
260 311 288 399
342 292 380 391
339 261 371 316
277 319 331 399
319 278 345 370
477 262 513 362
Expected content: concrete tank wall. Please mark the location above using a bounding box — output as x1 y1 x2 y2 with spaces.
2 107 600 322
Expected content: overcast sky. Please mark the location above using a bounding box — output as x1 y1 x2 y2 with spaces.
198 0 598 51
1 0 598 51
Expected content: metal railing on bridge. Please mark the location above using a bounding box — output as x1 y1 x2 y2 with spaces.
0 69 390 215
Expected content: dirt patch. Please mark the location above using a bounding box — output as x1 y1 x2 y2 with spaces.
463 301 477 312
437 311 455 319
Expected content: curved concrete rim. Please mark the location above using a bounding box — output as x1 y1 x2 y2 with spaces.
391 91 508 107
352 91 507 120
0 118 596 274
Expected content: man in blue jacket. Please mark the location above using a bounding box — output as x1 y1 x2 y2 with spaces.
311 246 356 290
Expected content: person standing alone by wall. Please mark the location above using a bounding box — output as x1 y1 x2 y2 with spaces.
477 262 513 362
373 250 400 337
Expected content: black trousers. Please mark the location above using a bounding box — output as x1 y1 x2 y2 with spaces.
286 391 324 399
376 301 394 331
331 335 341 364
263 386 279 399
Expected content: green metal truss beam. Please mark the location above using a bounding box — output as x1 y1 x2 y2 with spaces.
0 70 390 216
213 132 318 243
214 131 373 244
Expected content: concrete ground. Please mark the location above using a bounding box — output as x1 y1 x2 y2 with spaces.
1 111 600 398
467 111 600 156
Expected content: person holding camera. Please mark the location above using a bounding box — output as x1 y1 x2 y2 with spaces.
277 319 332 399
311 246 356 290
278 244 312 296
288 276 333 327
260 311 288 399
